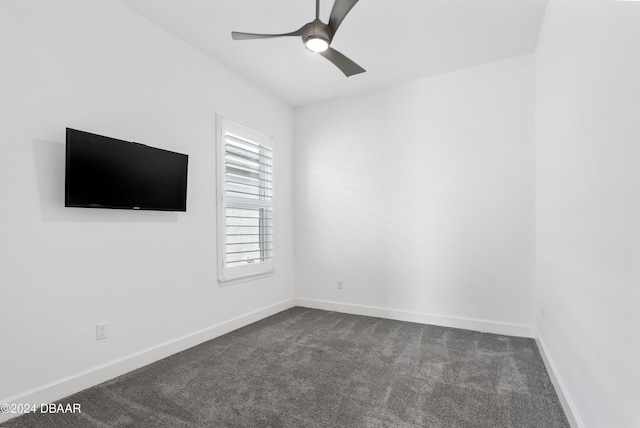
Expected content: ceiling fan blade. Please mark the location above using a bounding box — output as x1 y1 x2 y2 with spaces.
319 47 365 77
232 22 314 41
327 0 360 37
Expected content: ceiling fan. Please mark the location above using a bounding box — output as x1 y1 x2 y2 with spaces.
231 0 365 77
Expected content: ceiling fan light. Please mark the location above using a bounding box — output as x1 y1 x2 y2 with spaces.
305 37 329 53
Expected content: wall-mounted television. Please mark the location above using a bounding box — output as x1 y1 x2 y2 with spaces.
65 128 188 211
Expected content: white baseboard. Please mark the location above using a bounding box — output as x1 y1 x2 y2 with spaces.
535 333 584 428
295 298 535 338
0 298 296 424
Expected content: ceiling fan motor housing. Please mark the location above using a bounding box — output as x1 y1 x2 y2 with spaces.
302 19 332 47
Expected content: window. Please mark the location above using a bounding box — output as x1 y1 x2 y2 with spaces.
217 116 274 284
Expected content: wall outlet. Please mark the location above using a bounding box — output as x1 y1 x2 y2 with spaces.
96 322 108 341
337 279 343 290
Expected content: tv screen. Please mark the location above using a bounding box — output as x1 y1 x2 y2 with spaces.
65 128 188 211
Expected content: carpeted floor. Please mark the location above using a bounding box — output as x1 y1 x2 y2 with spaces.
4 307 569 427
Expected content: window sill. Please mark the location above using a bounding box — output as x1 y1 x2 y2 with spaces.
218 269 275 286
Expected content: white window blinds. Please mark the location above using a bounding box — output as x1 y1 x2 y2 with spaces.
217 117 274 283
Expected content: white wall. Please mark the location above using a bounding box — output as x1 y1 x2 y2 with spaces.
294 55 536 336
535 0 640 426
0 0 295 412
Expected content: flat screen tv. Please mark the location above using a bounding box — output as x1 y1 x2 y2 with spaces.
65 128 188 211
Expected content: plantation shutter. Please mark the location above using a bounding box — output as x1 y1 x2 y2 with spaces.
217 117 274 283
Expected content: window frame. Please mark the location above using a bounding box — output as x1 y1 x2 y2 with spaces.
216 115 275 285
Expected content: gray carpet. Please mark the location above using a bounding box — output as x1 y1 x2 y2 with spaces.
4 307 569 427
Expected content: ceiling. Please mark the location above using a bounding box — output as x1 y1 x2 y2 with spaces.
118 0 548 107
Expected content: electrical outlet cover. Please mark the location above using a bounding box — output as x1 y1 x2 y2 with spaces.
96 322 108 340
